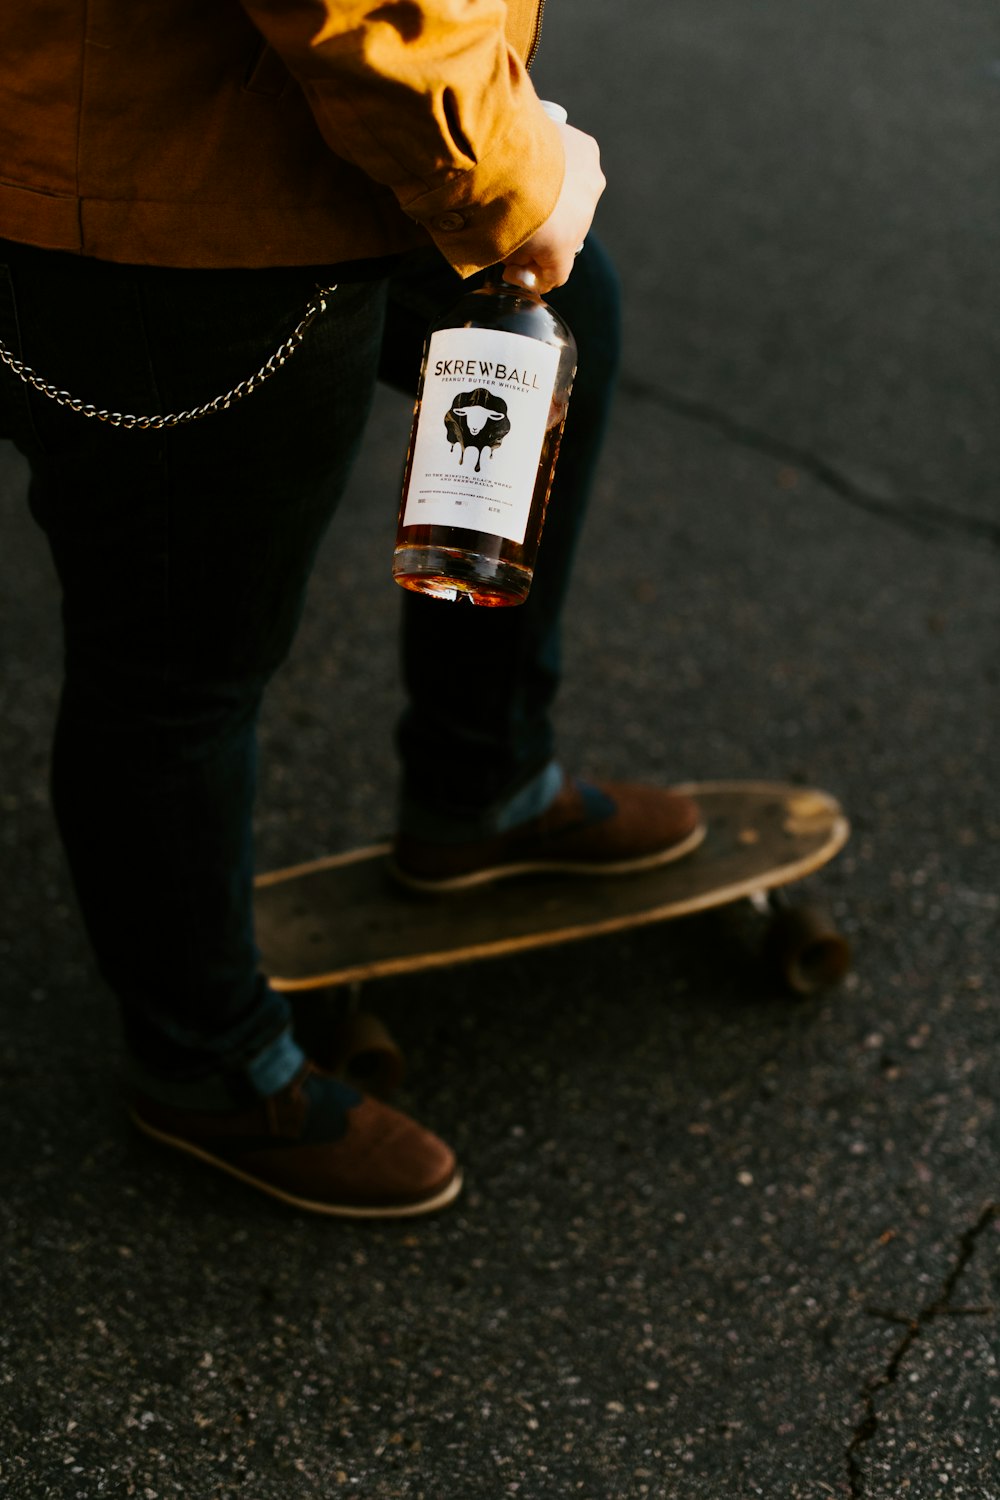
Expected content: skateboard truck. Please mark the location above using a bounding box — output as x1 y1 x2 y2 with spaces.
750 887 852 995
288 981 406 1096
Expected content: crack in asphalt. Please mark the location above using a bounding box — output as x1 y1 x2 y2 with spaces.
619 375 1000 553
845 1202 1000 1497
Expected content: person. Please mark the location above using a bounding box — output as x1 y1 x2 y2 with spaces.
0 1 704 1220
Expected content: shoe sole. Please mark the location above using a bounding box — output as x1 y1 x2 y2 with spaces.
130 1110 463 1219
390 818 708 894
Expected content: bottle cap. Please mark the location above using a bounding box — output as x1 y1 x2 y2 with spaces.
502 265 539 292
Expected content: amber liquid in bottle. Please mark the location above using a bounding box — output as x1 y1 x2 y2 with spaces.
392 268 577 606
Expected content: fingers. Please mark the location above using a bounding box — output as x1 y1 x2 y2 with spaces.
502 247 577 295
504 121 605 294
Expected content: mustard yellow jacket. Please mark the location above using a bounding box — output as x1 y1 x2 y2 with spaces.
0 0 563 277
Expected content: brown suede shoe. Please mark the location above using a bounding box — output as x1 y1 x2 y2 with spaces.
131 1063 461 1219
392 778 705 892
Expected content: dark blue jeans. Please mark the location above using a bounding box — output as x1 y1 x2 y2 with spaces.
0 237 620 1102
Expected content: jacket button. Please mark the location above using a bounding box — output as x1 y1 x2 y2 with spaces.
434 211 467 233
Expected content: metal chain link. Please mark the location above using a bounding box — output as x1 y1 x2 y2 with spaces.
0 282 339 431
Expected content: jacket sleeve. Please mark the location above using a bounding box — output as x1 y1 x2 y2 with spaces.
238 0 565 276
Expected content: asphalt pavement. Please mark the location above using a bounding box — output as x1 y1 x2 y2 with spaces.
2 2 998 1496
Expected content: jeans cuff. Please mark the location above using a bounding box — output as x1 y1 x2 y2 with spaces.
127 1026 307 1111
397 761 564 843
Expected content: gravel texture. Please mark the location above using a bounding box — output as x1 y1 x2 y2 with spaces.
1 1 998 1496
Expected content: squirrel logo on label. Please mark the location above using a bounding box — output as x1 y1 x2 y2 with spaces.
444 388 511 473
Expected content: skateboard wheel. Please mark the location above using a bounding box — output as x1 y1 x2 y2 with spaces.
338 1012 407 1097
765 904 852 994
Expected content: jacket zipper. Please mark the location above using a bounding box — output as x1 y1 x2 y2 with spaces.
526 0 546 69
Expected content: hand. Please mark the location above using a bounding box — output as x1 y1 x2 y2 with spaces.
503 122 606 294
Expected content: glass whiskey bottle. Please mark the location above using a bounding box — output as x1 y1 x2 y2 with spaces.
392 265 577 606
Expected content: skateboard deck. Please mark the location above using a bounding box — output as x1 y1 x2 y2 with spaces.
254 782 850 994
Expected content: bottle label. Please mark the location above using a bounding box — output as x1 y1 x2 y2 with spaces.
402 326 560 545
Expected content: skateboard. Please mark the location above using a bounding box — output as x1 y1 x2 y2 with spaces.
254 782 851 1091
